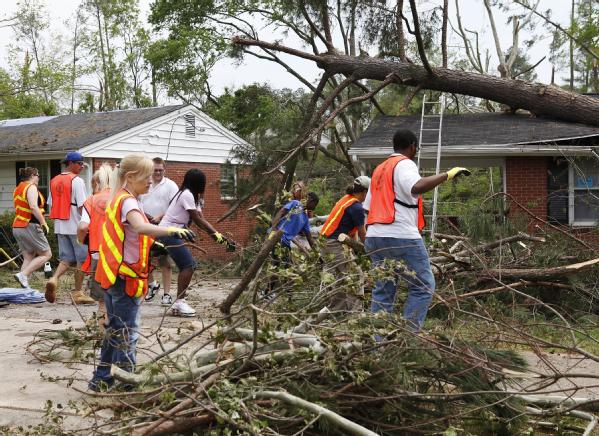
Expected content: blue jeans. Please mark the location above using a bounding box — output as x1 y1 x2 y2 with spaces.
90 278 141 387
365 237 435 331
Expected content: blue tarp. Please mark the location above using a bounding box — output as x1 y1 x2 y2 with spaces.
0 288 46 304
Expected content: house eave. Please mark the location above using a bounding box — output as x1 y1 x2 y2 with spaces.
349 145 598 159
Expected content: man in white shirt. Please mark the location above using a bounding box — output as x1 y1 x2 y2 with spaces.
45 151 94 305
363 129 470 332
139 157 179 305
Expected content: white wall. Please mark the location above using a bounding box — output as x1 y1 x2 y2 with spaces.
84 108 245 163
0 160 14 212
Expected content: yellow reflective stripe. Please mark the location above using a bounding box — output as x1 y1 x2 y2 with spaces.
16 205 32 213
135 279 144 298
140 236 148 269
102 225 123 263
321 197 358 235
118 263 137 277
99 248 116 285
14 216 29 222
106 193 129 241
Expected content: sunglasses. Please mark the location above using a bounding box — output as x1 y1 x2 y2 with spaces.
75 161 85 165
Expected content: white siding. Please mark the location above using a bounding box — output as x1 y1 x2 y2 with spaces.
84 108 245 164
0 160 14 212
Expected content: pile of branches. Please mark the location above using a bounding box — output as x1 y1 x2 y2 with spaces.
28 222 599 435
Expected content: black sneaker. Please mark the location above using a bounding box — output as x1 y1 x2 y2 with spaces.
145 282 160 301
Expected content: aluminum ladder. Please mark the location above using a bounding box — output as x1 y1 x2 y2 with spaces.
416 94 446 240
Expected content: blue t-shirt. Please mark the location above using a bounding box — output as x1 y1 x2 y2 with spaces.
276 200 310 247
328 201 365 239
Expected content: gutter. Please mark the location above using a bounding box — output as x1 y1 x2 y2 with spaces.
349 145 597 158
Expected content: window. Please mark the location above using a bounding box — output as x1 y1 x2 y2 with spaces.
220 164 237 200
15 160 59 200
184 113 195 137
570 158 599 226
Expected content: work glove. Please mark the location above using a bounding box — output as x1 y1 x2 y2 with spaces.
167 227 195 242
213 231 237 252
42 223 50 235
446 167 471 180
151 240 169 256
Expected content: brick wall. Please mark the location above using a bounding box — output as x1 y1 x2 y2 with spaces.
92 158 256 261
505 156 548 221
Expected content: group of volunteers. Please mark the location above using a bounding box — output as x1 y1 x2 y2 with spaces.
270 129 470 333
10 127 469 391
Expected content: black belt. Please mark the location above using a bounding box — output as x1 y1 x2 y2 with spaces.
394 199 418 209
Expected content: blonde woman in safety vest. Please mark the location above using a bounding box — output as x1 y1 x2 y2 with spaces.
89 155 195 392
77 163 114 330
319 176 371 312
12 167 52 289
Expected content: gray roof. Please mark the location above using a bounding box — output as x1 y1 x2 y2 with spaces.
0 105 186 154
352 113 599 150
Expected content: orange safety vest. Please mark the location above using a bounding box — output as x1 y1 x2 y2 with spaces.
81 188 112 273
95 189 155 298
320 194 360 238
12 182 45 228
49 173 78 220
366 155 425 232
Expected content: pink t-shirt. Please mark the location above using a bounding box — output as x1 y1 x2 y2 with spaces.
159 189 201 228
121 197 146 264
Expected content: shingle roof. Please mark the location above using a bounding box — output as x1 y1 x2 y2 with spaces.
0 105 186 154
352 113 599 150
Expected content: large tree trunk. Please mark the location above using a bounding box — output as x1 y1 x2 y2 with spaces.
233 38 599 126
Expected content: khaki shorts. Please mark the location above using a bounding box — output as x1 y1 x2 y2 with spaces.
13 224 50 254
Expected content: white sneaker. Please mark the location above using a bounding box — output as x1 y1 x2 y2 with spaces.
161 294 173 307
14 272 29 289
171 299 196 317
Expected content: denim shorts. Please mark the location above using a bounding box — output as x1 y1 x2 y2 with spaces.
158 235 196 271
57 234 88 264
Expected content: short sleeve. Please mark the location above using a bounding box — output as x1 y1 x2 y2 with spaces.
180 190 197 211
363 188 372 211
121 197 142 223
394 159 421 199
81 208 91 224
348 202 365 227
283 200 300 211
72 177 88 207
302 215 311 234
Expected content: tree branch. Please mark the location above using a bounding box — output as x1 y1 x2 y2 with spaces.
408 0 435 75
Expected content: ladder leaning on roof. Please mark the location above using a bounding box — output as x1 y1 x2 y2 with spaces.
416 94 446 240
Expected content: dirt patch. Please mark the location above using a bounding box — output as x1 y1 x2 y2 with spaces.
0 277 236 431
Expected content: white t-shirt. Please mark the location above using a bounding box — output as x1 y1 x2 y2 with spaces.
139 177 179 219
81 208 99 260
48 174 88 235
363 155 422 239
121 197 145 264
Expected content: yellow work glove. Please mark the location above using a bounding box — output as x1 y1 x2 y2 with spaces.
212 231 225 244
446 167 471 180
42 223 50 235
167 227 195 242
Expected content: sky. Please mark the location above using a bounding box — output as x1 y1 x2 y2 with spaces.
0 0 571 97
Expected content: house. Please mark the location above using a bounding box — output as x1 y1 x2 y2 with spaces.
0 104 254 259
349 112 599 228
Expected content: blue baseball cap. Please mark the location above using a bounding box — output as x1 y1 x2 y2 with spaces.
62 151 85 163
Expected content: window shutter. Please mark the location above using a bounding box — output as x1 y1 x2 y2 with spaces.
184 114 195 137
